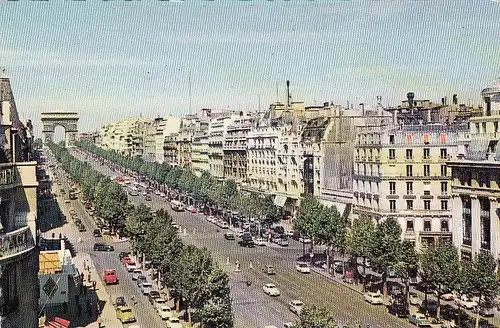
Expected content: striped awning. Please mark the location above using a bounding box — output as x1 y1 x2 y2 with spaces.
274 195 287 207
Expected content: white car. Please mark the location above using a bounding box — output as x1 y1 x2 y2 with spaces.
141 282 153 295
126 263 139 272
364 292 383 305
455 295 478 309
206 216 216 223
299 237 312 244
167 317 183 328
186 205 194 212
158 305 174 320
263 283 281 296
132 269 142 280
219 222 229 229
288 300 304 315
160 192 166 198
253 237 267 246
154 298 167 312
296 263 311 274
154 190 161 195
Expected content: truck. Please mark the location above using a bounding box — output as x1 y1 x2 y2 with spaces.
104 269 118 285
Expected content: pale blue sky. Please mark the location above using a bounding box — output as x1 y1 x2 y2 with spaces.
1 0 499 133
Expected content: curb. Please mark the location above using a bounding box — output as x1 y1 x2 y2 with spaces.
311 267 363 295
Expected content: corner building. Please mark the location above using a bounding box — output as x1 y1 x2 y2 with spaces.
449 77 500 263
0 71 39 328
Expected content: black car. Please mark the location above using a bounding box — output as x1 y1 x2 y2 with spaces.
115 296 127 307
119 252 130 260
145 195 152 201
238 233 254 248
93 243 114 252
148 291 161 304
136 275 147 287
93 229 102 237
415 281 436 293
387 303 409 317
78 224 86 232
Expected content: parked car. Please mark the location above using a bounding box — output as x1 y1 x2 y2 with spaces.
387 303 409 317
223 232 235 240
295 263 311 274
263 283 280 296
167 317 183 328
420 300 439 314
262 265 276 275
136 275 147 286
253 237 267 246
141 282 153 295
434 287 455 301
364 292 383 305
455 295 478 310
132 269 142 281
116 306 136 323
415 281 436 294
93 229 102 237
158 305 174 320
125 262 139 272
154 298 168 312
148 291 161 304
121 256 135 265
473 305 495 317
288 300 304 316
238 233 255 248
408 313 431 327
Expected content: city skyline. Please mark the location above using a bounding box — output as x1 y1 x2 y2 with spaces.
1 0 499 134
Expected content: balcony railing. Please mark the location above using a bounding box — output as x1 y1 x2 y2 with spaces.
0 163 17 188
0 226 35 260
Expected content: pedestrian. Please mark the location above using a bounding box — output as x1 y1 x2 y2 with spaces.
88 273 91 283
62 301 67 313
97 316 102 328
249 261 254 270
92 280 96 291
78 236 82 243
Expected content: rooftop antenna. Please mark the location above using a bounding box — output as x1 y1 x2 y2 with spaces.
286 80 291 110
276 82 279 102
189 71 192 114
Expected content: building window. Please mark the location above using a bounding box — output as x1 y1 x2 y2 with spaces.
424 165 430 177
441 181 447 194
406 165 413 177
406 149 413 160
440 148 447 159
424 200 431 210
424 220 431 231
389 135 395 144
423 148 430 159
389 181 396 195
389 200 396 212
389 149 395 160
406 220 414 232
441 200 448 210
406 200 413 210
406 182 413 195
441 220 449 232
0 265 19 317
441 165 447 177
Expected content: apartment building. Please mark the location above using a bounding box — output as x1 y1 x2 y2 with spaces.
449 77 500 262
154 116 181 163
223 112 254 183
164 133 180 167
0 71 39 327
353 95 470 251
191 120 210 176
208 115 233 180
99 118 152 157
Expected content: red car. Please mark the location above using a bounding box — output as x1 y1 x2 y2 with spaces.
191 208 198 214
121 256 134 265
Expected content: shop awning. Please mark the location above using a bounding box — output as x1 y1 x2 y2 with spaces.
274 195 288 207
317 199 348 217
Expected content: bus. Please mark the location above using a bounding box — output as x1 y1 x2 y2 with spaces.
171 200 184 212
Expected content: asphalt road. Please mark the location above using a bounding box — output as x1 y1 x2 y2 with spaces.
68 149 412 328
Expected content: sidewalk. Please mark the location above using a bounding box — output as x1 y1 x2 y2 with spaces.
42 220 121 328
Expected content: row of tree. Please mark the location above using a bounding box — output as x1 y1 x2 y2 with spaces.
48 142 233 327
77 140 281 226
294 198 498 327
